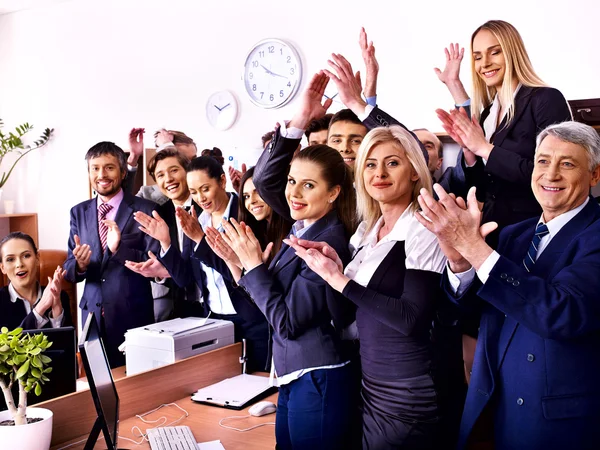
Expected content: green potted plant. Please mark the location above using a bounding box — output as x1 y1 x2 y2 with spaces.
0 119 53 210
0 327 54 450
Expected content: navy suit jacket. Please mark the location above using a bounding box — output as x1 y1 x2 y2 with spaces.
464 86 572 247
446 199 600 450
0 286 72 331
63 190 158 367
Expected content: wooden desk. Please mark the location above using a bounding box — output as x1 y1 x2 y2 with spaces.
43 344 276 449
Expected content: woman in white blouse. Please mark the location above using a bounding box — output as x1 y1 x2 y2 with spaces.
288 125 447 449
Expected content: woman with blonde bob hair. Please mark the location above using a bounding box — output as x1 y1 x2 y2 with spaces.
435 19 572 248
288 125 447 449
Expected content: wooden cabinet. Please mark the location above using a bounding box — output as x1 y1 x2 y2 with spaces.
0 213 38 246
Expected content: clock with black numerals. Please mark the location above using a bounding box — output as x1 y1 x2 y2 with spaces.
243 38 302 109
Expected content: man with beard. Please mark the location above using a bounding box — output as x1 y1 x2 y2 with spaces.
64 142 158 367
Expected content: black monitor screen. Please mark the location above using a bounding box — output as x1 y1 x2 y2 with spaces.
79 312 119 448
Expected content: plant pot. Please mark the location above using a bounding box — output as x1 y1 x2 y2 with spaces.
0 407 53 450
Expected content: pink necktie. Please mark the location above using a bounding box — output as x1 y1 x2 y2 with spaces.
98 203 114 252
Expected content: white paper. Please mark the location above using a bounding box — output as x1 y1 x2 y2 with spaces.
197 440 225 450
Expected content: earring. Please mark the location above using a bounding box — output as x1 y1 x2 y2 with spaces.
328 199 333 203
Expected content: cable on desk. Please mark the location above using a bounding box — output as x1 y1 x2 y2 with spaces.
219 414 276 432
121 402 190 445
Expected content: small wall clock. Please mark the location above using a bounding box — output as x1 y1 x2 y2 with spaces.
243 38 302 109
206 90 239 130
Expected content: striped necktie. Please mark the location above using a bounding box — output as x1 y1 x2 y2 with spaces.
522 223 549 272
98 203 113 252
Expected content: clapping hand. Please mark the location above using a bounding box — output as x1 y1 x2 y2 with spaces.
435 107 478 165
134 210 171 250
219 219 273 272
125 251 170 279
102 220 121 254
228 163 247 193
323 53 366 116
128 127 145 166
36 265 66 319
283 236 349 292
289 72 333 130
175 206 204 244
73 234 92 272
447 108 493 159
205 227 242 269
359 27 379 99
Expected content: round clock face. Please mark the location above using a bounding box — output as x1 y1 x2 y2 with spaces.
243 39 302 109
206 90 238 131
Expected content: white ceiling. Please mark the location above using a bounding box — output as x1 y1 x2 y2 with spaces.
0 0 72 15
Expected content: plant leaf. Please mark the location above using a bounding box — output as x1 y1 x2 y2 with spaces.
15 359 29 379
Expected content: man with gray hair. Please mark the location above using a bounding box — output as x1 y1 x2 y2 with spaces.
416 121 600 449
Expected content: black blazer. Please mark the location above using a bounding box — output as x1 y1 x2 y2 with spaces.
0 285 72 331
463 86 571 247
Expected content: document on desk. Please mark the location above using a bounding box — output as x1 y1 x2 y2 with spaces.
197 441 225 450
142 317 214 335
192 374 274 410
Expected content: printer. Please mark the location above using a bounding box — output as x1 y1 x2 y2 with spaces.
124 317 235 376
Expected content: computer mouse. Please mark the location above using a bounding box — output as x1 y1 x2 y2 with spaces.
248 400 277 417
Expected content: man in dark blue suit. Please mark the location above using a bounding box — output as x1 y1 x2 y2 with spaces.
64 142 158 368
416 121 600 450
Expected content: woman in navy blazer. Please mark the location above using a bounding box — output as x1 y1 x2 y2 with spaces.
217 74 359 448
0 232 71 331
436 20 572 248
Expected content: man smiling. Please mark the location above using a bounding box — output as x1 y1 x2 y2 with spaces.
417 121 600 450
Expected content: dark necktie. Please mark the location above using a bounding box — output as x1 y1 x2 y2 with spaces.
98 203 113 252
522 223 549 272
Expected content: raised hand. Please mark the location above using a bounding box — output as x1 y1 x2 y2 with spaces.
450 108 493 159
176 206 204 244
125 251 170 279
128 127 145 166
219 219 268 272
359 27 379 99
323 53 366 116
73 234 92 273
228 163 247 193
154 128 174 147
415 184 497 271
102 220 121 254
434 44 470 105
289 72 333 130
134 210 171 250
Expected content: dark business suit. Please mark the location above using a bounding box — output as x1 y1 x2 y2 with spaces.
445 199 600 450
0 286 72 331
159 194 270 372
153 200 203 320
64 190 158 368
248 130 358 449
464 86 572 248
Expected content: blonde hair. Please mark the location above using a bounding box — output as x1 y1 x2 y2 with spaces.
354 126 432 235
470 20 546 126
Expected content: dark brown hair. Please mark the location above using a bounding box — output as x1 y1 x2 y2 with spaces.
147 147 191 181
0 232 38 260
201 147 225 166
292 145 357 236
238 167 293 262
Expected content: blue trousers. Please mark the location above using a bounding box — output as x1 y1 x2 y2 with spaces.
275 364 358 450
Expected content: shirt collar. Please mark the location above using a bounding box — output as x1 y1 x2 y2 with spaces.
355 204 415 248
539 197 589 238
8 282 42 305
199 193 236 231
292 220 314 239
97 188 124 211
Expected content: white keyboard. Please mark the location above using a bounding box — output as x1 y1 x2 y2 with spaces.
147 426 197 450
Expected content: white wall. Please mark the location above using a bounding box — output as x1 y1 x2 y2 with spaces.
0 0 598 249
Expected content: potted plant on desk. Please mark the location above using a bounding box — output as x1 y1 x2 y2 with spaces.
0 327 54 450
0 119 53 210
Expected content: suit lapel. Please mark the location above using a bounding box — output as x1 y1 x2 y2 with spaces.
102 191 133 268
490 86 534 147
85 199 103 265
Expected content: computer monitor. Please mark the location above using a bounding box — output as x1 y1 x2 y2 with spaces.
79 311 120 450
0 326 77 412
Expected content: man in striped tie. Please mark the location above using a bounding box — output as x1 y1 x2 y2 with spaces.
415 121 600 450
64 142 159 368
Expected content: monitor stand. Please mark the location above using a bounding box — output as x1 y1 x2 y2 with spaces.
84 415 127 450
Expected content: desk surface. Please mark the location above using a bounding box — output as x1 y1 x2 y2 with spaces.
53 392 278 449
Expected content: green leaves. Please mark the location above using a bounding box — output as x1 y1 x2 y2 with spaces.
0 119 54 188
16 360 30 379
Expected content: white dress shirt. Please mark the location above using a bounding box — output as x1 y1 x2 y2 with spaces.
447 197 590 295
9 283 63 329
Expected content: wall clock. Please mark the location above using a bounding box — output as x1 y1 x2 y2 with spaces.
206 90 239 130
243 38 302 109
